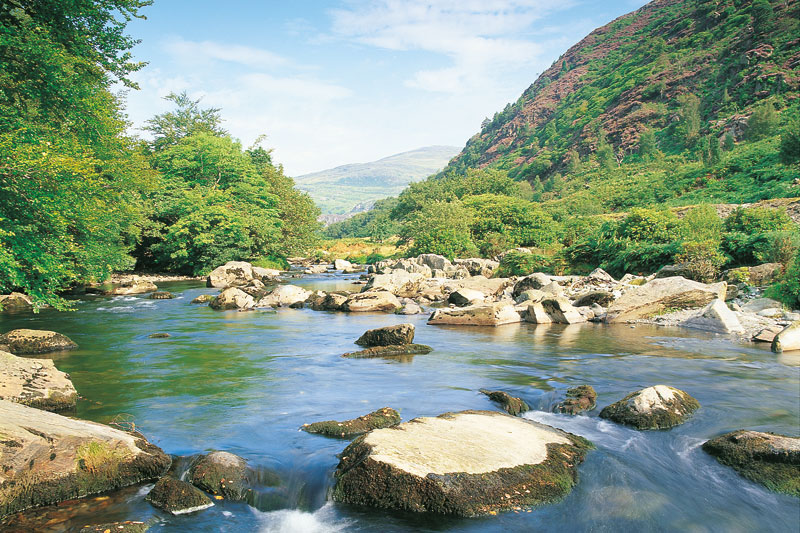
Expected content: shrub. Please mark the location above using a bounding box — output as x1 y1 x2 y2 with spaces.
403 200 478 260
779 119 800 165
364 252 387 264
723 207 793 233
495 251 553 277
617 208 683 243
746 101 778 141
675 241 727 283
251 255 290 271
765 250 800 310
681 205 723 243
755 231 800 266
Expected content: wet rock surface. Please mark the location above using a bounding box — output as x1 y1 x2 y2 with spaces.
342 344 433 359
355 324 415 347
479 389 529 416
146 476 213 515
702 430 800 497
343 291 402 312
147 291 174 300
0 351 77 411
772 321 800 353
0 400 170 519
187 451 250 501
302 407 401 438
555 385 597 415
0 329 77 355
599 385 699 430
332 410 592 517
81 521 150 532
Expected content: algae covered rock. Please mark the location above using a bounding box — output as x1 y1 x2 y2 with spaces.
302 407 401 438
191 294 216 304
188 451 250 501
81 522 150 532
555 385 597 415
702 430 800 497
479 389 530 416
0 350 78 411
355 324 415 347
0 329 77 354
599 385 699 430
0 400 170 519
148 291 174 300
342 344 432 359
332 410 592 517
146 476 214 515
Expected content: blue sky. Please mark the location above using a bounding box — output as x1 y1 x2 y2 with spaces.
123 0 649 176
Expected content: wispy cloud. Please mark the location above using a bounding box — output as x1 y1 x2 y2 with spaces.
165 38 287 69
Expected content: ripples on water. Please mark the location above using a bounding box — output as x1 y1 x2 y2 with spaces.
0 275 798 532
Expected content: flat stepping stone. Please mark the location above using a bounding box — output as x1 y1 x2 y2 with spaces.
332 410 592 516
302 407 401 438
0 350 77 411
342 344 432 359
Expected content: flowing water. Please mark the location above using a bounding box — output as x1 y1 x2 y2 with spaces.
1 274 798 532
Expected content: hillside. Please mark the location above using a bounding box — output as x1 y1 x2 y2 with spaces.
295 146 460 214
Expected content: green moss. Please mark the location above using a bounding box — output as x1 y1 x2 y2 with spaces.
342 344 432 359
302 407 401 438
479 390 530 416
599 389 699 430
555 385 597 415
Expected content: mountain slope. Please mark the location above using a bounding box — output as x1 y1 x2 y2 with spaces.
295 146 460 214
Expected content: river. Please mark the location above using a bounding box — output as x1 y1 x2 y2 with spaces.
1 274 798 532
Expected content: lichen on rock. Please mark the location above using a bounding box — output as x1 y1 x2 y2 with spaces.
555 385 597 415
302 407 401 438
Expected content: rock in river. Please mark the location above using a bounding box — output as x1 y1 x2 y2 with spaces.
605 277 726 323
428 302 521 326
302 407 401 438
355 324 415 347
208 288 254 310
0 350 77 411
146 476 214 515
206 261 255 288
599 385 699 430
188 451 250 501
332 410 592 516
772 321 800 353
81 522 149 533
479 389 529 416
555 385 597 415
343 291 402 312
683 299 745 335
342 344 433 359
0 328 77 354
0 400 170 519
702 430 800 497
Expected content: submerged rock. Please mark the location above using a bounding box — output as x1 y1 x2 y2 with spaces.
683 299 745 335
148 333 170 339
302 407 401 438
555 385 597 415
0 350 78 411
342 344 433 359
605 277 726 323
428 302 521 326
188 451 250 501
479 389 529 416
702 430 800 497
343 291 402 312
207 261 254 288
208 288 254 310
0 328 77 354
355 324 415 347
772 321 800 353
148 291 174 300
332 410 592 516
0 400 170 519
599 385 699 430
146 476 213 515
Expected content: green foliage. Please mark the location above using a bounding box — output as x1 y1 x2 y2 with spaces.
463 194 559 253
675 240 726 283
495 251 554 277
779 118 800 165
723 206 793 233
617 208 683 243
251 255 290 271
145 92 226 152
765 250 800 309
747 101 778 141
677 94 701 146
638 128 660 160
681 204 723 243
402 201 477 260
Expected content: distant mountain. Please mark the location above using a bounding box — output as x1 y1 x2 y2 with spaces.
294 146 460 214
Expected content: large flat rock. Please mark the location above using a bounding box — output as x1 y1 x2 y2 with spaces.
605 277 726 323
0 351 77 411
428 302 521 326
0 400 170 518
0 329 77 355
332 410 591 516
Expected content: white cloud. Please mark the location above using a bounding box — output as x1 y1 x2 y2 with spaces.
165 38 287 69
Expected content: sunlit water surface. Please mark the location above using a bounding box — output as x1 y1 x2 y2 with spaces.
1 274 798 532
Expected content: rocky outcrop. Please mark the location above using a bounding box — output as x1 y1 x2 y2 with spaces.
0 293 34 312
256 285 311 308
108 277 158 295
208 288 254 310
0 351 77 411
683 299 745 334
541 298 586 324
252 266 281 281
332 410 592 516
343 291 402 312
448 288 486 307
0 329 77 354
479 389 529 416
555 385 597 415
429 302 521 326
146 476 213 515
772 321 800 353
342 344 433 359
0 400 170 519
206 261 255 288
363 271 425 297
355 324 415 347
301 407 401 438
443 277 513 299
512 273 551 298
304 264 329 274
188 451 250 501
334 259 352 271
702 430 799 496
454 258 499 277
605 277 726 323
573 291 614 308
417 254 452 272
741 298 783 313
599 385 699 430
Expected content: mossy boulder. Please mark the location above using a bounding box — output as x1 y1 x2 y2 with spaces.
332 410 592 517
187 451 249 501
355 324 415 347
0 329 77 354
146 476 213 514
342 344 433 359
0 351 77 411
81 522 149 532
147 333 171 339
479 389 529 416
555 385 597 415
0 400 170 520
147 291 174 300
702 430 799 497
302 407 401 438
191 295 215 304
599 385 699 430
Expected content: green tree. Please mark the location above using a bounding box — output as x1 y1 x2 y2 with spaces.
638 128 660 160
779 119 800 165
144 92 226 152
746 101 778 141
677 94 701 145
402 201 478 259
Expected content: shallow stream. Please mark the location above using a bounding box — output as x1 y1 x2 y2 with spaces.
1 274 798 532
